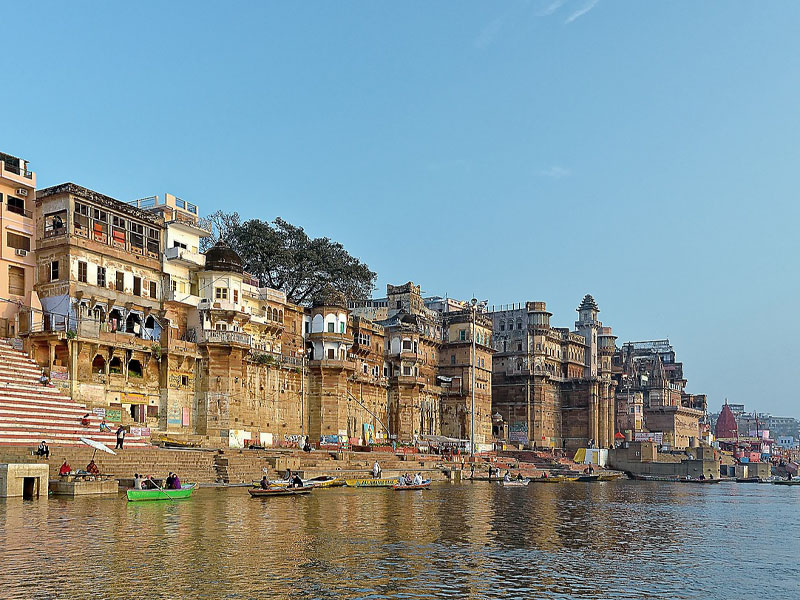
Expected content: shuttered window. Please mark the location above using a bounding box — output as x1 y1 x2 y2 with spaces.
8 266 25 296
6 232 30 251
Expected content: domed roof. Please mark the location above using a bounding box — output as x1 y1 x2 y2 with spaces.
204 239 243 274
714 403 738 439
578 294 599 312
311 285 348 309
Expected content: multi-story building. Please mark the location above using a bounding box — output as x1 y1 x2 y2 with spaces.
612 339 707 448
0 152 36 338
28 183 165 427
489 295 617 451
437 305 493 445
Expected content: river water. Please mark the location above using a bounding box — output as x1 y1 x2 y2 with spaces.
0 481 797 599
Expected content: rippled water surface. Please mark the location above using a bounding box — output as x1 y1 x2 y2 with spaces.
1 481 798 599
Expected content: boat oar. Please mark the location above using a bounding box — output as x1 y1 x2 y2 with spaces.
147 478 176 502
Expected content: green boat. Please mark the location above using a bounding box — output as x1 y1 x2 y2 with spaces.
126 484 197 502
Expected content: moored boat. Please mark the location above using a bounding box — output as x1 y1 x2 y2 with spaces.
576 474 600 482
249 487 312 497
345 477 401 488
735 477 763 483
679 478 720 484
773 479 800 486
126 484 197 502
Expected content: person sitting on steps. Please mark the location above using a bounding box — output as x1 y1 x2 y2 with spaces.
35 441 49 459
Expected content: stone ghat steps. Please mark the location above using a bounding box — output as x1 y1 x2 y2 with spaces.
0 340 150 448
0 447 220 484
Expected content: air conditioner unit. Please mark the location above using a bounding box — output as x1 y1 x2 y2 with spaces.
14 249 27 257
16 188 29 197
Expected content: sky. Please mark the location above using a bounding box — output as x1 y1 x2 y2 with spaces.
3 1 799 417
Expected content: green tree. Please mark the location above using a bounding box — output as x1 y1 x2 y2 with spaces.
200 213 376 306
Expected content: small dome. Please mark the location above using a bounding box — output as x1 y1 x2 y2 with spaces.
578 294 599 312
312 285 348 309
204 239 243 274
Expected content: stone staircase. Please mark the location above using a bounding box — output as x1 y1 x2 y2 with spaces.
0 338 148 448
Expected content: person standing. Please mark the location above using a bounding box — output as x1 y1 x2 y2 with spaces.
373 461 381 479
115 425 126 449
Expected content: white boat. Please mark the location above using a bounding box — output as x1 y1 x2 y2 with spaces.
502 478 530 487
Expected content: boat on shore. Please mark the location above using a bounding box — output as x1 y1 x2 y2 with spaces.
126 484 197 502
391 480 431 490
249 487 312 497
345 477 401 488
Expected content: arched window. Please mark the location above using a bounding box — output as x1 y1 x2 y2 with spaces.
92 354 105 374
125 312 141 335
128 359 143 378
109 356 123 374
144 315 156 329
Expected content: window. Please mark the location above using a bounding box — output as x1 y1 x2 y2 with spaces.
149 281 157 298
327 321 335 333
402 340 412 351
6 232 30 251
517 343 522 352
173 240 187 250
78 261 88 283
133 276 141 296
6 195 26 216
459 330 466 341
97 267 106 288
50 261 59 281
340 322 345 333
305 321 310 334
44 211 67 238
8 266 24 296
233 289 238 303
451 354 456 365
146 227 160 256
327 348 335 359
500 321 505 331
116 271 125 291
111 216 126 247
215 287 228 300
403 366 412 376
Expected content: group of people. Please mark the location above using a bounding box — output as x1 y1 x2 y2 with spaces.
132 472 181 490
398 472 425 486
284 469 304 488
57 459 100 476
503 470 526 482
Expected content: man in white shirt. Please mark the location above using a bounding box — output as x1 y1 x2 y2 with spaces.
373 461 381 479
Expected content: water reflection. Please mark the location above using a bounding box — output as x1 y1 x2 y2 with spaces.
0 481 798 599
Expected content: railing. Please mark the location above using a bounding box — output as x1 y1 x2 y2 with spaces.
2 161 33 179
165 246 204 266
198 329 251 346
5 204 32 218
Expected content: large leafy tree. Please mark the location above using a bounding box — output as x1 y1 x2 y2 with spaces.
199 212 376 305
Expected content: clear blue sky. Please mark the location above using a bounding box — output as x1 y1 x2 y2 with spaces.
4 1 799 417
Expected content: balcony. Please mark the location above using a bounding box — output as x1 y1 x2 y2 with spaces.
4 204 32 219
309 331 352 344
165 246 205 268
164 289 203 307
197 329 251 347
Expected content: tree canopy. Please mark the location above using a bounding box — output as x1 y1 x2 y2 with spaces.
199 211 376 306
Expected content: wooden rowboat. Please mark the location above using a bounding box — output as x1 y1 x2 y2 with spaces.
391 480 431 490
248 487 313 497
126 484 196 502
575 475 600 482
502 479 530 487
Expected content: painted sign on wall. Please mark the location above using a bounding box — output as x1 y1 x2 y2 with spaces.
106 409 122 423
167 406 182 426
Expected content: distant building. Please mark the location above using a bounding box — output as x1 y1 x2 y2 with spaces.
715 402 738 439
612 339 707 449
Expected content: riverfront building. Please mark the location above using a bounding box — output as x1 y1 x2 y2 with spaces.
611 340 707 449
488 295 617 452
